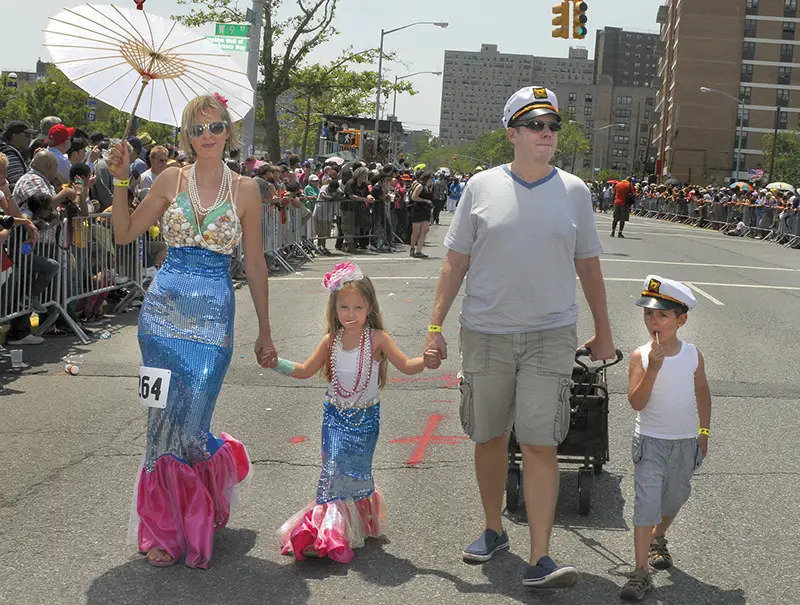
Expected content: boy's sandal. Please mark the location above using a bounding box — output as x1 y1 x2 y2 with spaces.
649 536 673 569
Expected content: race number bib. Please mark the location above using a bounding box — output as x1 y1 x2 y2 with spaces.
138 366 171 408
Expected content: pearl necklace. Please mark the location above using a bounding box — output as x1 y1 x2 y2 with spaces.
188 162 231 226
330 326 373 401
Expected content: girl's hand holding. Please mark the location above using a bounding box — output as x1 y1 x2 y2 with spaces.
423 348 441 369
108 141 131 181
255 332 278 368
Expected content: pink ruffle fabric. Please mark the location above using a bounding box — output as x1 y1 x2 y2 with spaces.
136 432 251 568
278 491 385 564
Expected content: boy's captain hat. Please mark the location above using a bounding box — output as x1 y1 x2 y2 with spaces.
502 86 561 128
635 275 697 311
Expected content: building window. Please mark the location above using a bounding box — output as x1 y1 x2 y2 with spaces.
585 93 593 103
781 43 794 62
584 106 593 116
615 108 632 119
746 0 759 13
744 19 757 37
779 66 792 84
777 88 791 106
616 122 630 131
741 63 754 82
613 135 630 145
612 148 629 157
645 98 654 106
740 85 752 103
568 92 577 102
615 95 633 105
783 21 796 39
743 41 756 60
639 136 648 147
786 0 797 17
736 132 748 149
739 108 750 128
777 110 789 129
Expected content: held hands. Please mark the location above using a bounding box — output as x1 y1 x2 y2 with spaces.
255 332 278 369
107 141 131 182
423 331 448 369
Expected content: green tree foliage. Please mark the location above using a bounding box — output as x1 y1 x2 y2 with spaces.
413 128 513 174
281 51 414 158
552 121 591 172
762 130 800 185
178 0 342 161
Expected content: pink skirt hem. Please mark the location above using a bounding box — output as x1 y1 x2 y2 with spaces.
278 490 385 564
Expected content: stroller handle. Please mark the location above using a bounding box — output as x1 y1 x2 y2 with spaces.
575 347 624 371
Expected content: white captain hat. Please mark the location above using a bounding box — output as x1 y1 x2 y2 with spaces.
635 275 697 311
502 86 561 128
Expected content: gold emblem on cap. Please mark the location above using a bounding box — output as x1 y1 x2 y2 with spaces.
533 87 548 99
648 278 661 293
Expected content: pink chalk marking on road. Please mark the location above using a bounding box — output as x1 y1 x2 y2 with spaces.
390 414 468 465
389 374 458 388
289 436 307 444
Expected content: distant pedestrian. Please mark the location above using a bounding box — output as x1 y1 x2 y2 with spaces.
620 275 711 601
612 177 632 237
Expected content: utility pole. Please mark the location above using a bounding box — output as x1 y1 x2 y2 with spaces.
769 105 781 181
241 0 263 159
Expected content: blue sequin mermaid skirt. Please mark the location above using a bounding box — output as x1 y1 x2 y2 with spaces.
278 401 385 563
131 247 251 568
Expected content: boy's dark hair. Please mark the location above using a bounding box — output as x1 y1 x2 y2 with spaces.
288 153 300 167
327 179 340 191
285 181 301 193
69 162 91 182
25 192 53 217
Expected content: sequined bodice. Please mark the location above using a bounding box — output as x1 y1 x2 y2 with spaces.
161 191 242 255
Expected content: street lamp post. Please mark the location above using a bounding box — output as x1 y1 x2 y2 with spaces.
388 70 442 158
700 86 744 181
374 21 448 157
591 123 626 179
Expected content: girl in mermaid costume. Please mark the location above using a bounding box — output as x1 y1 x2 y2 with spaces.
108 94 278 568
273 262 427 563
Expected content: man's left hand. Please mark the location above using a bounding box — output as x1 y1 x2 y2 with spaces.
582 333 616 361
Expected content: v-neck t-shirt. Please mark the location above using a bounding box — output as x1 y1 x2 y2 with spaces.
444 165 602 334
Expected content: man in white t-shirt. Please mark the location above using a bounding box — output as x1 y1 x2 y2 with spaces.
423 86 616 589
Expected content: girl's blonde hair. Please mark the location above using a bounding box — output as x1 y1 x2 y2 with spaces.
0 152 8 171
180 94 241 158
322 276 388 389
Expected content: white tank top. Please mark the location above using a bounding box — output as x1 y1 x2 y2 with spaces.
329 346 380 407
635 341 698 439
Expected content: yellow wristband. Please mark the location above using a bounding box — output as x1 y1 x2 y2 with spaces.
428 324 442 333
698 428 710 437
113 178 130 187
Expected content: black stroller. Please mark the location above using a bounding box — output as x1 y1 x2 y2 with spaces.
506 348 623 515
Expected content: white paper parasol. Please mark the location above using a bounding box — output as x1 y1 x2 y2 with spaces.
43 3 254 136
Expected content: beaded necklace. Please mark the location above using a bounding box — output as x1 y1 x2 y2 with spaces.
329 325 373 401
188 161 231 228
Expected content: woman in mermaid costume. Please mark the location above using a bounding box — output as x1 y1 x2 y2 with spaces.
108 94 278 568
273 262 429 563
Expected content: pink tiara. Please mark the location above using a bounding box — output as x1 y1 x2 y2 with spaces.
323 262 364 291
214 92 228 108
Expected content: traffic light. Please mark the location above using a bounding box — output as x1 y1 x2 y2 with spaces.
573 1 588 39
552 2 570 39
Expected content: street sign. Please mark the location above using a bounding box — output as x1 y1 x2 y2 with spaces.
207 35 249 52
87 110 96 122
215 23 250 37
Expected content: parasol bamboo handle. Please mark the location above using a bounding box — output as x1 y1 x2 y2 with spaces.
122 75 151 141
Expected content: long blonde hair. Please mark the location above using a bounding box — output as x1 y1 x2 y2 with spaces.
180 94 240 158
322 276 388 389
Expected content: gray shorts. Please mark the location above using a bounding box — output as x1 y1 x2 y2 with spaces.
458 324 576 446
632 434 705 527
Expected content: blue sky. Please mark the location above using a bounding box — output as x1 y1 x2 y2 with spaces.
4 0 665 134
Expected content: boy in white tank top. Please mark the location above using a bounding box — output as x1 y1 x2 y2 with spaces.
620 275 712 601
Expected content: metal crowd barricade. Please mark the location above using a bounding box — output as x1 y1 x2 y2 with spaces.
1 226 35 328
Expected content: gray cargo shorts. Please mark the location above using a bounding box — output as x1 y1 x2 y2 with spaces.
632 433 705 527
458 324 576 446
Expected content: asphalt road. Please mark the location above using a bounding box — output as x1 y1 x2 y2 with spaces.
2 210 800 604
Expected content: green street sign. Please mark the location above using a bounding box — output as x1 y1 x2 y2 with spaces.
207 35 249 53
215 23 250 37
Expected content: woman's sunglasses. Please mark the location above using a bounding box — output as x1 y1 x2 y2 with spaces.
518 120 562 133
188 121 228 138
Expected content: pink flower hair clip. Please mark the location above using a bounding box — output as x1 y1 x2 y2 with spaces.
323 262 364 291
214 92 229 108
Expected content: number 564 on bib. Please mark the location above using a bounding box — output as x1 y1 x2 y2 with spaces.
138 366 172 409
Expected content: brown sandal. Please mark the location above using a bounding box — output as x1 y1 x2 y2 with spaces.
146 548 178 567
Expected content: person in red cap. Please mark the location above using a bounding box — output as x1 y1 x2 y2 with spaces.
47 124 75 186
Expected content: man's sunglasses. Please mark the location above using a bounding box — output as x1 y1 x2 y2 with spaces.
187 121 228 138
517 120 562 133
